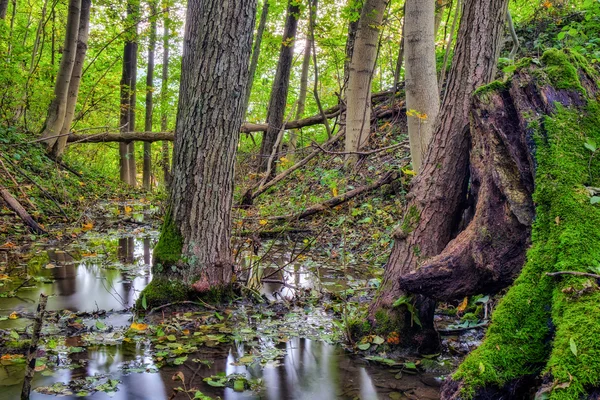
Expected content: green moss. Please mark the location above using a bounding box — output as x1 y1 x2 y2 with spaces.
473 80 507 98
400 205 421 236
153 208 183 268
540 48 585 93
136 277 191 310
454 95 600 399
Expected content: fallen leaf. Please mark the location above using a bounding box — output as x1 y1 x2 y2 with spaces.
9 312 19 320
457 297 469 313
130 322 148 331
82 222 94 231
259 219 268 226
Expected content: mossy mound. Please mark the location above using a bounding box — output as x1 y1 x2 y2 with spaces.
152 208 183 269
136 277 192 310
450 50 600 399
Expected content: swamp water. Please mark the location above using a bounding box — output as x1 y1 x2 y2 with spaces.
0 233 442 399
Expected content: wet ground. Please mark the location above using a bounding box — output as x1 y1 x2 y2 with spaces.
0 202 481 399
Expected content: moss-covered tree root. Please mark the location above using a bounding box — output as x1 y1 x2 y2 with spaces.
441 50 600 400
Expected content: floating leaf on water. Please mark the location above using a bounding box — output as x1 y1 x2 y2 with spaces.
233 379 246 392
95 320 106 330
130 322 149 332
9 311 19 320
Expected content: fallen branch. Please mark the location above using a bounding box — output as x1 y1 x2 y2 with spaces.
271 171 396 222
147 300 216 314
0 186 46 234
21 293 48 400
546 271 600 280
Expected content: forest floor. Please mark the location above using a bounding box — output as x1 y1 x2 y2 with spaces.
0 110 498 399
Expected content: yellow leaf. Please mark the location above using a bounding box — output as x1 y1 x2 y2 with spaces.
82 222 94 231
81 252 97 257
402 168 417 177
457 297 469 313
332 187 338 197
259 219 268 226
130 322 148 331
0 274 10 280
9 312 19 320
124 206 133 214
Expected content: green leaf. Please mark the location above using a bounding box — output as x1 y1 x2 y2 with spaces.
357 343 371 350
141 294 147 310
570 337 578 357
95 320 106 330
10 330 19 340
585 139 597 152
372 336 385 345
591 196 600 205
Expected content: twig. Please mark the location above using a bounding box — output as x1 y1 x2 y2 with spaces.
147 300 216 315
21 293 48 400
546 271 600 280
311 140 406 156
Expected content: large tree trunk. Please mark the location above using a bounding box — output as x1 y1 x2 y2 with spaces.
344 0 389 164
289 1 315 160
257 0 300 175
404 0 440 173
51 0 91 159
440 50 600 400
119 0 138 186
244 0 269 118
368 0 508 353
39 0 81 150
143 0 157 191
160 5 171 188
150 0 256 292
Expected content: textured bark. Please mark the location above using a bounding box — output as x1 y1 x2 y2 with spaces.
51 0 91 159
368 0 509 350
0 0 8 19
119 0 139 186
244 0 269 117
399 78 537 301
404 0 440 173
257 0 300 175
0 186 46 235
165 0 256 286
343 0 363 92
143 1 157 191
39 0 81 150
289 2 314 159
161 6 171 188
345 0 389 162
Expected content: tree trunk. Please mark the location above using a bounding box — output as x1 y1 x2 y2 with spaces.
368 0 508 353
289 1 315 160
39 0 81 150
404 0 440 173
257 0 300 175
440 50 600 400
244 0 269 118
161 5 171 188
149 0 256 292
51 0 91 159
433 0 445 38
343 0 363 93
0 0 8 19
120 0 138 186
344 0 389 164
143 0 157 191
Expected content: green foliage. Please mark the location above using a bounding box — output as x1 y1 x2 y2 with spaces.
152 208 183 268
135 277 191 310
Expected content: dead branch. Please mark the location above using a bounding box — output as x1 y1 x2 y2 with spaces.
546 271 600 280
0 186 46 234
21 293 48 400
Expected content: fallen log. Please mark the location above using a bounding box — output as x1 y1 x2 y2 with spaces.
271 171 396 222
21 293 48 400
0 186 46 234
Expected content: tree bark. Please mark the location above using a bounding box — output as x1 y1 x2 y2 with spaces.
0 0 8 19
244 0 269 117
143 0 157 191
51 0 91 159
152 0 256 288
289 1 315 160
343 0 363 93
0 186 46 234
161 5 171 188
404 0 440 173
119 0 139 186
257 0 300 175
345 0 389 163
39 0 81 150
368 0 508 352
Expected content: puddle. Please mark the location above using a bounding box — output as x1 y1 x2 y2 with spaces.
0 227 444 399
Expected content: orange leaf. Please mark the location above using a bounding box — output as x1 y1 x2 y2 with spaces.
130 322 148 331
457 297 469 313
82 222 94 231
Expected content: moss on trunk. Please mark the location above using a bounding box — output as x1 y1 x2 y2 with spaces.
445 50 600 400
152 208 183 270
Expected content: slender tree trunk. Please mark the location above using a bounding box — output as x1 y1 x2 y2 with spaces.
257 0 300 175
0 0 8 19
404 0 440 173
120 0 139 186
151 0 256 291
368 0 509 353
391 5 405 100
51 0 91 159
507 10 519 60
161 5 171 188
289 2 315 160
39 0 81 151
343 0 363 93
433 0 445 38
438 0 461 94
143 1 157 191
244 0 269 118
345 0 389 163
